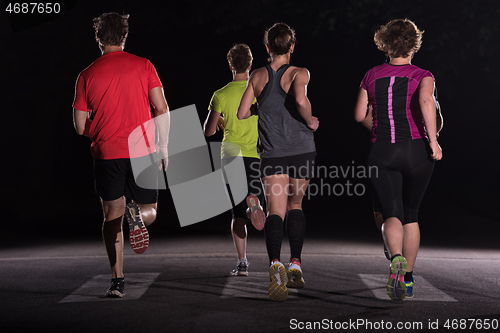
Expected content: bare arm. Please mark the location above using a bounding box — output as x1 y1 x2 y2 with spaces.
149 86 170 170
290 68 318 131
203 110 224 136
354 87 370 123
419 77 442 160
360 105 373 131
73 109 91 136
237 73 257 120
435 97 444 136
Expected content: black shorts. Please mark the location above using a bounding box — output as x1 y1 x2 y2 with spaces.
260 151 316 179
94 153 159 204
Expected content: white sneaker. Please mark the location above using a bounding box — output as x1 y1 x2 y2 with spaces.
268 261 287 301
286 260 305 289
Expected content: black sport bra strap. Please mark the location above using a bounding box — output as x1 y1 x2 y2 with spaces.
265 64 274 85
276 64 291 81
277 64 291 73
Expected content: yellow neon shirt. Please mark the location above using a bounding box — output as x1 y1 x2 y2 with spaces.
208 81 259 159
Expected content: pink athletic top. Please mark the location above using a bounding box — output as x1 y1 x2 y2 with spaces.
360 63 434 143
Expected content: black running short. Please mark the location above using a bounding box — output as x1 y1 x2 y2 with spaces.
94 153 159 204
260 151 316 179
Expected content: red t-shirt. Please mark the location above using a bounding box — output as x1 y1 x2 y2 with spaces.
73 51 162 159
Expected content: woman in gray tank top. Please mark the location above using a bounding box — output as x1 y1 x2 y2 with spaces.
237 22 319 302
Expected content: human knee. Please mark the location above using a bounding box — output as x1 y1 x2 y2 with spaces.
382 211 404 225
102 198 126 222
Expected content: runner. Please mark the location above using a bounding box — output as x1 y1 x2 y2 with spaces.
73 12 170 298
204 43 266 277
237 23 319 301
354 19 442 300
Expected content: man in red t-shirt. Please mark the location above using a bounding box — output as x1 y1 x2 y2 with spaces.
72 12 170 298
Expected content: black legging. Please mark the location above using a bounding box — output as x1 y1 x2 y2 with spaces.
368 138 434 225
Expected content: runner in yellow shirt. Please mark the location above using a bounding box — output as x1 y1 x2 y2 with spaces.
204 44 265 276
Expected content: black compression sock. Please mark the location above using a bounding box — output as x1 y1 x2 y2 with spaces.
285 209 306 262
404 271 413 282
264 214 284 263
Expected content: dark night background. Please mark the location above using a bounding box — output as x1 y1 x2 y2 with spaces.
2 0 499 247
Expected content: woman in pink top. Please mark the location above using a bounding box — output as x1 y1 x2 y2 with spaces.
354 19 442 301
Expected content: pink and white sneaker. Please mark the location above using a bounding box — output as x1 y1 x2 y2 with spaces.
246 194 265 231
124 202 149 254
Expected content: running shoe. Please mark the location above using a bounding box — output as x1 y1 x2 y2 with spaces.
246 194 265 231
286 259 305 289
230 259 249 276
387 256 407 301
124 202 149 254
105 278 125 298
405 276 415 299
268 261 287 301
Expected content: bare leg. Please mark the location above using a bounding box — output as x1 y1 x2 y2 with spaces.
231 217 247 259
380 222 392 258
287 177 309 212
374 211 384 230
136 202 158 227
382 217 403 258
262 174 289 221
101 197 126 278
402 222 420 272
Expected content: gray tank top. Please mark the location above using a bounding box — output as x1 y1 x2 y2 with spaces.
257 64 316 158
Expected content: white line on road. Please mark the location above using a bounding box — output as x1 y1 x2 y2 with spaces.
59 273 160 303
358 274 457 301
221 272 299 299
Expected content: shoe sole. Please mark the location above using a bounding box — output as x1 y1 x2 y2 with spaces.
387 256 407 301
246 195 265 231
105 290 125 298
286 268 305 289
269 263 287 301
230 271 248 276
125 203 149 254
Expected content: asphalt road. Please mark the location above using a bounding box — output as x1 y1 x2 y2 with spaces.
1 224 500 333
